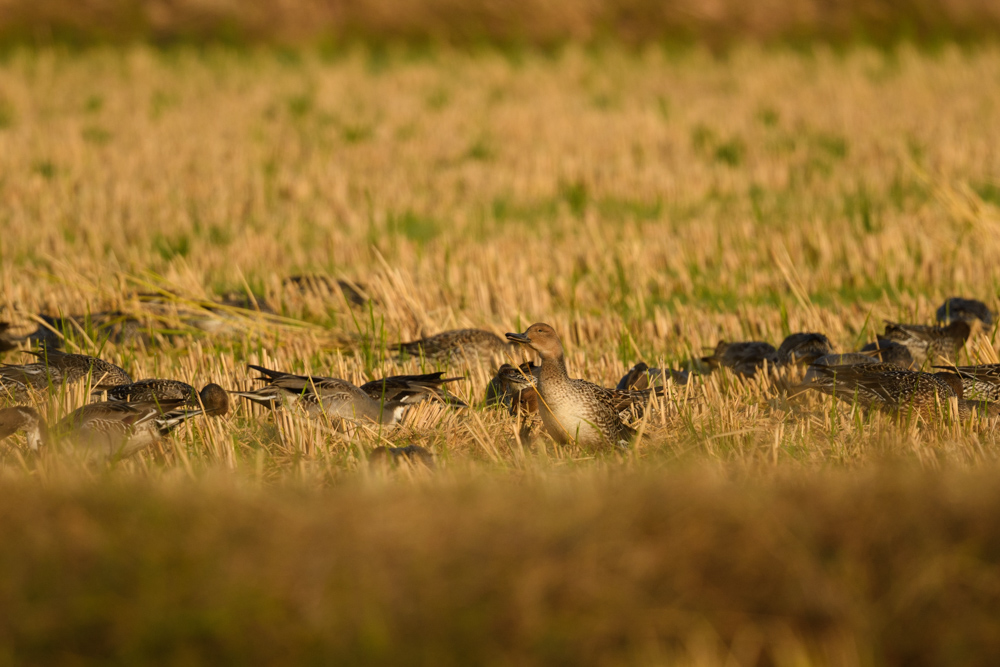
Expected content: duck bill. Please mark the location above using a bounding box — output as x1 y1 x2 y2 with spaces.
505 332 531 344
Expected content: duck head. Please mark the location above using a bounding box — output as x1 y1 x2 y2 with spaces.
506 323 563 360
199 383 231 417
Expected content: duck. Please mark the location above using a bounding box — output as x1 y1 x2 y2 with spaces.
800 363 996 421
0 348 133 396
0 322 21 355
55 385 229 459
936 297 994 327
485 362 540 408
615 361 689 391
880 320 970 366
356 371 467 407
798 353 881 388
107 380 232 415
497 360 665 419
858 339 916 369
810 352 881 367
0 406 47 451
931 363 1000 401
395 329 515 363
702 340 778 378
232 365 422 426
505 323 640 449
776 332 834 366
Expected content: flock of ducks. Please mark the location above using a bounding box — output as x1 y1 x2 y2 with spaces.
1 293 999 461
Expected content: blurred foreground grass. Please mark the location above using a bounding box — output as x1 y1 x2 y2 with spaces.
2 468 999 665
2 0 1000 47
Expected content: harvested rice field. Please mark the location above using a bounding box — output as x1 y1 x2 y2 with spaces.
2 43 1000 664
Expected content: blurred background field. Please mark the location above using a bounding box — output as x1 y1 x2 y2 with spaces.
2 2 1000 664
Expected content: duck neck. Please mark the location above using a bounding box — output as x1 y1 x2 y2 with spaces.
539 353 569 383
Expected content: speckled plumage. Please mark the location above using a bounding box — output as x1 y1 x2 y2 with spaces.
803 354 879 385
0 349 132 394
396 329 514 362
881 320 970 366
956 399 1000 420
506 323 636 449
494 360 663 419
812 353 881 367
932 364 1000 401
108 379 197 403
234 365 412 425
802 364 964 420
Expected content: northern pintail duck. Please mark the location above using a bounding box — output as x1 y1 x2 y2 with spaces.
881 320 970 366
55 387 228 459
799 363 996 421
931 364 1000 401
859 340 915 369
702 341 778 378
358 372 467 407
369 444 435 468
800 353 880 385
245 365 465 408
0 348 132 395
936 297 995 327
108 380 231 415
482 363 544 441
233 365 420 425
616 362 689 391
0 406 47 451
506 323 640 449
396 329 514 362
776 332 834 366
485 362 539 408
495 360 664 418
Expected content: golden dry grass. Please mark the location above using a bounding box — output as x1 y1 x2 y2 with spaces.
1 44 1000 663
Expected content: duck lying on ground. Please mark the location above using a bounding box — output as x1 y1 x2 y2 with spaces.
506 323 643 449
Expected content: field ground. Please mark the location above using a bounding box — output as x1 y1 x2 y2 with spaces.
1 44 1000 663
